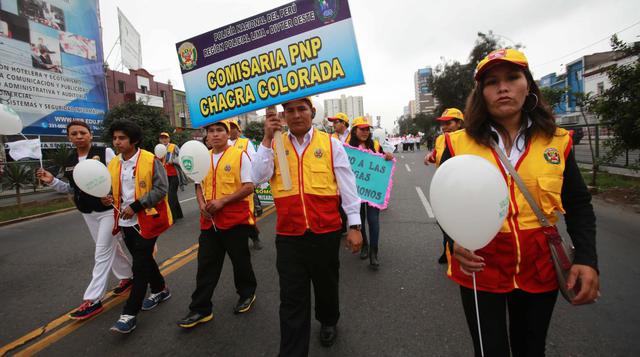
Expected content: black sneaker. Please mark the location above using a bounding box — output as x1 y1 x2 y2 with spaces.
113 278 133 295
69 300 104 320
233 294 256 314
177 312 214 328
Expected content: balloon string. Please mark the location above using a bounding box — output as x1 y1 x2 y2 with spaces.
473 272 485 357
202 196 217 232
112 204 141 235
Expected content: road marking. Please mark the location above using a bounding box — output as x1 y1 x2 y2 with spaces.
405 164 411 172
415 186 434 218
179 196 197 203
1 205 277 356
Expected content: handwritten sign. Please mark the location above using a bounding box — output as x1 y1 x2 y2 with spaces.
176 0 364 128
343 145 395 209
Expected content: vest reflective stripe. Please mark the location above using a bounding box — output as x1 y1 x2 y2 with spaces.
271 129 341 236
233 137 250 153
200 147 255 230
444 128 571 293
109 149 173 239
163 143 177 176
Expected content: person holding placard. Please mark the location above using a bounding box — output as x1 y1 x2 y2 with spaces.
159 132 183 221
424 108 465 264
104 120 173 334
441 49 599 356
177 120 258 328
348 117 394 268
227 118 263 250
36 120 133 320
253 97 363 355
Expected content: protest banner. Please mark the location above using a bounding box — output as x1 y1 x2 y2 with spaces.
343 145 395 209
175 0 365 128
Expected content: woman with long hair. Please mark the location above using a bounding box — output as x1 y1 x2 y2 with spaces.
441 49 600 356
348 117 394 269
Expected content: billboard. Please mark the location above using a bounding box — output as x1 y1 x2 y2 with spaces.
176 0 365 128
117 8 141 70
0 0 107 136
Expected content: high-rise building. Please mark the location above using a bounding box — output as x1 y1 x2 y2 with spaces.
323 94 364 121
414 68 436 114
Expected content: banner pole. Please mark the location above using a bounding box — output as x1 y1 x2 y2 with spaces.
267 106 292 191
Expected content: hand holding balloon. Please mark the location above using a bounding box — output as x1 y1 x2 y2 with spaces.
453 245 486 275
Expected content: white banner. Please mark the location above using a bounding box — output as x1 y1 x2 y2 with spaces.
8 138 42 160
117 8 141 70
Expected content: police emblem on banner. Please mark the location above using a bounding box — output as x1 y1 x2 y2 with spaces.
178 42 197 71
316 0 339 23
314 148 323 158
543 148 561 164
224 164 232 172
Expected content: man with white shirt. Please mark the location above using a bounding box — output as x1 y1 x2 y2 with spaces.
252 97 363 356
104 120 173 333
328 112 350 144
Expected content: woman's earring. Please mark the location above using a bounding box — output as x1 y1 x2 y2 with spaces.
524 93 539 112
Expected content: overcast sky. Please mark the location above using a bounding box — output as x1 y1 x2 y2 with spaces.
99 0 640 130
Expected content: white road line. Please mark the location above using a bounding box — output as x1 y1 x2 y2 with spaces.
415 186 435 218
179 196 197 203
405 164 411 172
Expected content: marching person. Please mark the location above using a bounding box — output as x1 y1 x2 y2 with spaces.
253 97 363 356
227 118 263 250
424 108 465 264
328 112 351 144
36 120 133 320
159 132 184 221
105 120 173 334
177 120 258 328
347 117 394 269
443 49 599 356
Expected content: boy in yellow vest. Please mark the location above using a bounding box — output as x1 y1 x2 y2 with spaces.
103 120 173 333
159 132 184 220
253 97 363 356
177 120 258 329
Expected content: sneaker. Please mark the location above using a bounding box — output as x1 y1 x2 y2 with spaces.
141 287 171 311
233 294 256 314
113 278 134 295
110 314 136 333
69 300 104 320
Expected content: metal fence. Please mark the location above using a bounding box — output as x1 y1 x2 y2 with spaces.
563 124 639 169
0 159 56 193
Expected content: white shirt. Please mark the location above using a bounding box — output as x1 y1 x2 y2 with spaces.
252 127 361 226
491 119 532 169
336 130 350 144
119 149 140 227
228 138 257 161
213 150 253 184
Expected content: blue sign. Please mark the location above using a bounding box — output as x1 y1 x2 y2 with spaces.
176 0 365 128
343 145 395 209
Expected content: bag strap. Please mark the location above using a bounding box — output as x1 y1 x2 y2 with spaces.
490 141 551 227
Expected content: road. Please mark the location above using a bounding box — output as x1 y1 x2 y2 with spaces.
1 150 639 356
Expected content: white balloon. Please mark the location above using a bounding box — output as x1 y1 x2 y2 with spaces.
373 128 385 143
179 140 211 182
0 103 23 135
429 155 509 251
73 159 112 198
154 144 167 159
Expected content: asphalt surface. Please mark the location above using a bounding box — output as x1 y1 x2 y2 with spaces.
1 150 639 356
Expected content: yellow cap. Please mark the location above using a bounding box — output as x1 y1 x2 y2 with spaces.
203 120 230 132
282 96 313 109
328 112 349 126
352 116 372 128
475 48 529 80
159 132 170 138
436 108 464 121
226 118 240 129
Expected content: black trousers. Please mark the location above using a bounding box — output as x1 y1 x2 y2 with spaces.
167 175 183 219
460 286 558 357
276 230 341 357
121 226 165 315
189 225 257 315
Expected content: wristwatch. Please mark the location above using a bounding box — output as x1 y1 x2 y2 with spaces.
349 224 361 231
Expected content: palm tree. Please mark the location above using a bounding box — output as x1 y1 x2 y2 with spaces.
2 163 33 211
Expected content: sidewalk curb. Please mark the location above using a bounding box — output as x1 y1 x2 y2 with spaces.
0 207 76 227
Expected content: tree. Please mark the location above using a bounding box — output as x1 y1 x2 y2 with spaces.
244 121 264 142
539 87 565 112
589 36 640 169
2 163 33 210
101 101 173 151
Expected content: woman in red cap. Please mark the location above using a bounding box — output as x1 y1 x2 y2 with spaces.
440 49 600 356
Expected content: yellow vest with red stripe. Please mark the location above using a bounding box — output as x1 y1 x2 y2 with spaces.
444 128 572 293
109 149 173 239
433 134 446 167
200 147 255 230
162 143 178 176
271 129 342 236
232 137 250 153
